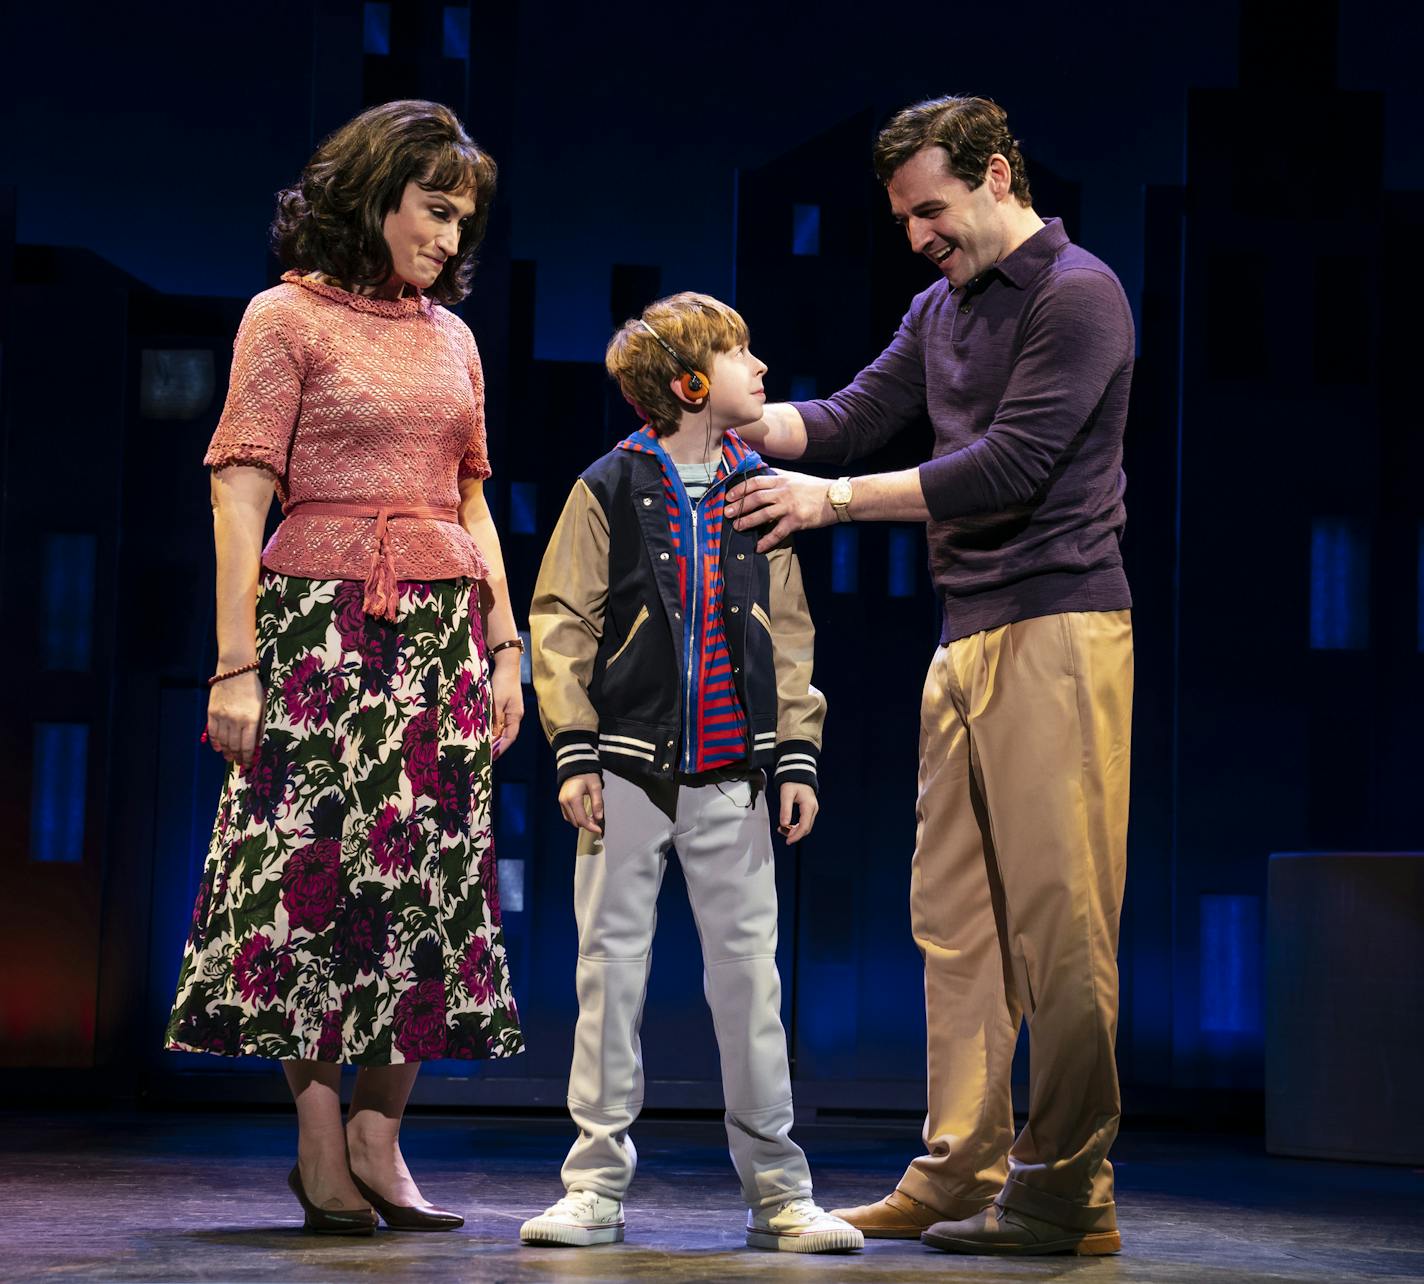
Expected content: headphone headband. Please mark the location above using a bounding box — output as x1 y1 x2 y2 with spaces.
638 319 698 378
638 318 709 403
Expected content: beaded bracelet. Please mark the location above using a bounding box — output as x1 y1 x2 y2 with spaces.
207 660 260 688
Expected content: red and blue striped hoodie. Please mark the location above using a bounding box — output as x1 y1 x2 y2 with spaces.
616 425 760 773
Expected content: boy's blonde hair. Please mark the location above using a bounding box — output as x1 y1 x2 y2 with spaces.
605 291 749 435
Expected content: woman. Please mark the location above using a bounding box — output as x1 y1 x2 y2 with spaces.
165 100 524 1235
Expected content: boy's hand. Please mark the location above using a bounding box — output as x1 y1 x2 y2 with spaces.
558 772 604 836
778 781 818 844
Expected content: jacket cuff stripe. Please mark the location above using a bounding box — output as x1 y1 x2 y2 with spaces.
598 733 657 752
773 765 819 793
599 742 656 764
773 740 820 791
552 732 601 785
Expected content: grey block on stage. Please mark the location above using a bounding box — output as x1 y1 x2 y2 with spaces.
1266 851 1424 1164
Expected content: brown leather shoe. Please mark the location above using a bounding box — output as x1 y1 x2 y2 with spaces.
286 1165 377 1236
921 1202 1121 1256
830 1189 947 1239
349 1170 464 1232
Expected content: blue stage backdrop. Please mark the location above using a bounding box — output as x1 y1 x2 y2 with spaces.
1 0 1420 1118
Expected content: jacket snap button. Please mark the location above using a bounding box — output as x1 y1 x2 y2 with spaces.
659 551 669 560
730 605 740 613
642 497 653 506
674 610 682 619
661 761 670 770
666 740 674 748
737 552 745 560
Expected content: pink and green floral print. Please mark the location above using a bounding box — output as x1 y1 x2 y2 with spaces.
165 574 523 1065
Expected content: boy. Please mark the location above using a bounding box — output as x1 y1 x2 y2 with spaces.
521 293 860 1254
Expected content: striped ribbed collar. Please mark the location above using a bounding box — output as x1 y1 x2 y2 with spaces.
617 425 761 479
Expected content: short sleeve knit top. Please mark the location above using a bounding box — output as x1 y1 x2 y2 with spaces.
205 271 492 585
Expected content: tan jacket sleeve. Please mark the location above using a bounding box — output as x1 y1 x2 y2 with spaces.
530 479 610 754
767 538 826 759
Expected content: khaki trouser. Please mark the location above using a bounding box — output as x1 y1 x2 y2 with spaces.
561 769 813 1209
896 610 1132 1233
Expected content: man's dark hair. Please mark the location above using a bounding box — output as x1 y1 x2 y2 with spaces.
271 99 497 305
873 95 1032 206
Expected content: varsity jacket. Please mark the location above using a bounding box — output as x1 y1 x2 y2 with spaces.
530 428 825 793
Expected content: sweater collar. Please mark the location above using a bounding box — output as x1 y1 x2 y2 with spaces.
281 270 432 318
981 217 1069 290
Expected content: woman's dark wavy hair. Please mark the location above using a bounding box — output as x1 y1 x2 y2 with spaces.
272 100 496 305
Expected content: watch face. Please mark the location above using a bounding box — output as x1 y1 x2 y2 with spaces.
828 479 852 505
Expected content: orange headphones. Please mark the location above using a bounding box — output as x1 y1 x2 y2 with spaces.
639 320 710 403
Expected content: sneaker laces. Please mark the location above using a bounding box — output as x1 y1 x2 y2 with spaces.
548 1190 606 1219
777 1197 824 1220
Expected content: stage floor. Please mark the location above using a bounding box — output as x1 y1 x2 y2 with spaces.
4 1110 1422 1282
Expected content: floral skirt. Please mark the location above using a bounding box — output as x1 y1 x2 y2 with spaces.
166 574 523 1065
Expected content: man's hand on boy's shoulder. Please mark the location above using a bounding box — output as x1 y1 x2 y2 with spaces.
778 781 819 844
726 470 835 553
559 772 604 836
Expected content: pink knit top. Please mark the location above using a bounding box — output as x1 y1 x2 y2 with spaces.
205 272 493 600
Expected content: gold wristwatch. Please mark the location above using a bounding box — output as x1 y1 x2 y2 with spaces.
827 476 854 523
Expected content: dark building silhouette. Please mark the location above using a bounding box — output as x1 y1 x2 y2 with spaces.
1 0 1417 1139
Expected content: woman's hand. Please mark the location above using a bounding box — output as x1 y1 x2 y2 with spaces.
207 464 274 771
206 671 265 769
490 650 524 760
461 476 526 764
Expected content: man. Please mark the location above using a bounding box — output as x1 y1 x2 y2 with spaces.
726 95 1134 1257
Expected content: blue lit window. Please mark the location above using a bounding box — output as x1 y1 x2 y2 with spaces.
364 2 391 54
787 375 816 401
498 781 529 842
41 533 97 671
510 483 538 535
1309 518 1369 649
442 6 469 59
496 780 528 913
139 349 215 420
831 526 858 594
30 723 89 862
792 204 821 256
1199 893 1261 1034
496 859 525 913
888 527 917 598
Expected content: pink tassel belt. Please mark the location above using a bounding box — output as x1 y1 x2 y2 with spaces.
285 501 459 622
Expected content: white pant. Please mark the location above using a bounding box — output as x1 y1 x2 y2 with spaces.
561 769 813 1209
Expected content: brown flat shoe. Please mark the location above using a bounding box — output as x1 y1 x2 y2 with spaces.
287 1164 377 1236
921 1202 1121 1256
830 1189 948 1239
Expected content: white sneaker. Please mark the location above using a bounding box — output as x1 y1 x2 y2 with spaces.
746 1197 864 1253
519 1190 625 1247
